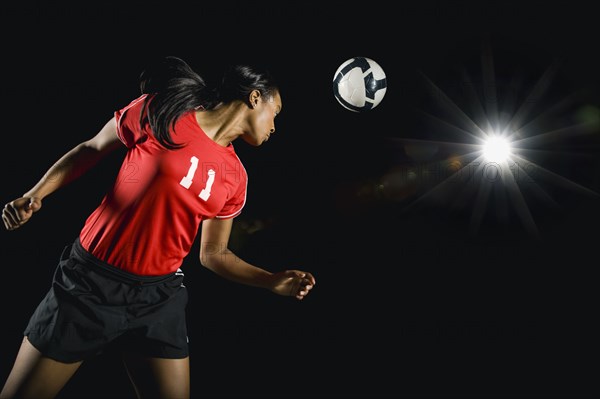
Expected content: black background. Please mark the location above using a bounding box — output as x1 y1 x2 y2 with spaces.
1 1 598 398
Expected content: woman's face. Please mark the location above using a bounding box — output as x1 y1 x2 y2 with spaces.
243 90 282 146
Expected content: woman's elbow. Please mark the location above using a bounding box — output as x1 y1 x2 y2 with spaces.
199 251 218 270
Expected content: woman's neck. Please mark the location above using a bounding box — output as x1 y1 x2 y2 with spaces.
195 102 247 147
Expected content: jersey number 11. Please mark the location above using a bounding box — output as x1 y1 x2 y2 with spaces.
179 156 215 201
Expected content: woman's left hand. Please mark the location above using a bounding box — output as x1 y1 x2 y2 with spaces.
270 270 316 300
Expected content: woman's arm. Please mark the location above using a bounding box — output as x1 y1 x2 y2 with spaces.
2 117 122 230
200 217 316 300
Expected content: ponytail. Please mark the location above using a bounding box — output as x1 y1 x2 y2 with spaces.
138 56 215 150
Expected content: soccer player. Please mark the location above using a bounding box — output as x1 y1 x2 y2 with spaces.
1 56 316 399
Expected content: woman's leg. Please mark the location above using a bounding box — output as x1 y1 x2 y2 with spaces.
122 353 190 399
0 336 82 399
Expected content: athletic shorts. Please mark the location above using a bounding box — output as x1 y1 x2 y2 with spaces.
24 237 189 363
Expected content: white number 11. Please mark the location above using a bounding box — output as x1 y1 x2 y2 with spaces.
179 156 215 201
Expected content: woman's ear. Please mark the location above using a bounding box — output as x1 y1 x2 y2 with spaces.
249 90 262 108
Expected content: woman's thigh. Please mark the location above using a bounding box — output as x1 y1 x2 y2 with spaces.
122 353 190 399
0 336 82 399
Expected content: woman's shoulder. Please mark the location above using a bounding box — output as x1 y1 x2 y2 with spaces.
116 94 149 118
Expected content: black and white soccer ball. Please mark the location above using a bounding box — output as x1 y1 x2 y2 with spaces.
333 57 387 112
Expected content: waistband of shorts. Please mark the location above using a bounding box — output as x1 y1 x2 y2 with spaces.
67 237 178 285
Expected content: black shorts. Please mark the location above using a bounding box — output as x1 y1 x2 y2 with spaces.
24 237 189 363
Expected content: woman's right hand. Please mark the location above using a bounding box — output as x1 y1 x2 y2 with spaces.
2 197 42 230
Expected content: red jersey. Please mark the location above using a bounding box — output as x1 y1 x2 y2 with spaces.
79 94 248 275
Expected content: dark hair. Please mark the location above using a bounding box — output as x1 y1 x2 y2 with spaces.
138 56 279 150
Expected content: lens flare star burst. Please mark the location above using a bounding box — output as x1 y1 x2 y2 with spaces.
384 40 600 239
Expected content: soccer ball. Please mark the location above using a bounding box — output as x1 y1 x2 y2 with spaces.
333 57 387 112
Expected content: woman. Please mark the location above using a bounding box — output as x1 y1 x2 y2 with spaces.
1 56 316 399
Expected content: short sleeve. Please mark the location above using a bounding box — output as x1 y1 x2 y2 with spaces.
216 169 248 219
115 94 149 148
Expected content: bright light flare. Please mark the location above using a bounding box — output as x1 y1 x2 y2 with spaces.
483 135 512 163
387 45 600 239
